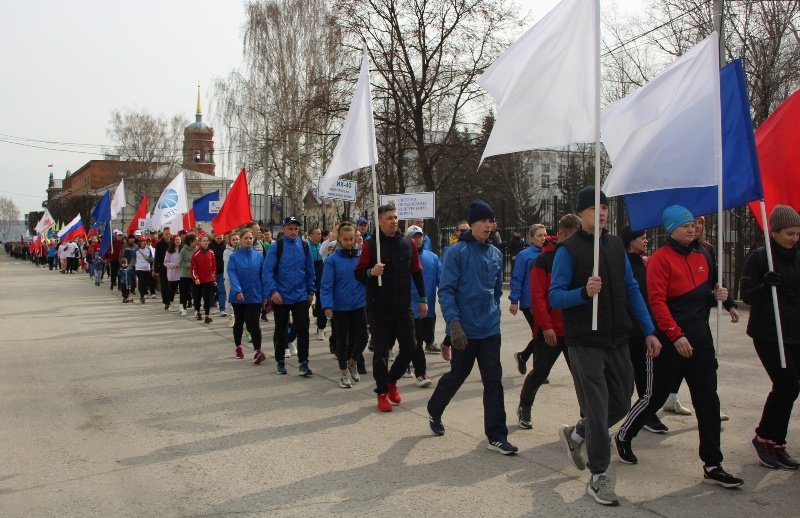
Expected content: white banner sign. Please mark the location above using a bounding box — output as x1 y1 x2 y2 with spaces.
317 178 357 202
138 218 152 230
379 192 436 219
208 200 221 214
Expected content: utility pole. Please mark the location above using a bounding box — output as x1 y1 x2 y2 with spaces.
713 0 724 66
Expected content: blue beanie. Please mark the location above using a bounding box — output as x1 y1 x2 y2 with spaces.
662 205 695 234
468 199 495 224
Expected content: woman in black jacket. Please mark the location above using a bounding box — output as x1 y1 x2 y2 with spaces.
741 205 800 470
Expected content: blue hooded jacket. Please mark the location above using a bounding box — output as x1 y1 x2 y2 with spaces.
320 247 365 311
227 246 265 304
262 236 316 304
411 248 441 319
439 231 503 339
508 243 542 308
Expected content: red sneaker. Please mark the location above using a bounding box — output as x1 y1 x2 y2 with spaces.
253 350 266 364
387 381 401 404
377 393 392 412
235 346 244 359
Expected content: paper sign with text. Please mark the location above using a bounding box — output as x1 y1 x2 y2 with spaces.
317 178 357 202
379 192 436 219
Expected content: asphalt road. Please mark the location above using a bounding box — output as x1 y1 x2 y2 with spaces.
0 254 797 517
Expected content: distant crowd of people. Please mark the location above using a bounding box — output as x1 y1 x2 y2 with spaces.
6 187 800 507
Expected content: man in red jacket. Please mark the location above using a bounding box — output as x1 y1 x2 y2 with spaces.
516 214 581 429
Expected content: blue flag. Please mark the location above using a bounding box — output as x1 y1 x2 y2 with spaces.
193 190 219 222
623 59 763 231
91 191 113 256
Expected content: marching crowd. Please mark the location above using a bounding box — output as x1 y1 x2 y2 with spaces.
6 186 800 507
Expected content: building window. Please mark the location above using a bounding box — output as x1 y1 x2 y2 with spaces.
541 163 550 173
557 173 565 189
194 149 201 162
204 149 211 163
558 164 566 175
541 174 550 189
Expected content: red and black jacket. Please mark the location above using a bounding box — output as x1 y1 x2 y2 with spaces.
530 237 564 337
646 238 717 343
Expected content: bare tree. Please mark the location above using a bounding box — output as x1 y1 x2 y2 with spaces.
106 109 188 201
335 0 523 247
214 0 346 215
0 197 20 240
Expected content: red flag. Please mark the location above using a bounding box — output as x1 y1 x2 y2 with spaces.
749 89 800 228
183 209 196 231
127 195 149 235
212 168 253 235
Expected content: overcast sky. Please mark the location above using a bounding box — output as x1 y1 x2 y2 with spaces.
0 0 643 218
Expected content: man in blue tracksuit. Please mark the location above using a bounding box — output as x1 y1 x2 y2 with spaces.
262 216 316 376
427 200 518 455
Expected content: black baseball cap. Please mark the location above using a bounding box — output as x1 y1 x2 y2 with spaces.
282 216 301 227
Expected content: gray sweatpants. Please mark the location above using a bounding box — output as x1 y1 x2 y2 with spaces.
569 344 633 474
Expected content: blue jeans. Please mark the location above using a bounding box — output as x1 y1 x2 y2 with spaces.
216 273 226 312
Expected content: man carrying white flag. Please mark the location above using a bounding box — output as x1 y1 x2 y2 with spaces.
477 0 597 162
319 48 378 193
110 178 126 219
151 172 187 230
601 33 721 198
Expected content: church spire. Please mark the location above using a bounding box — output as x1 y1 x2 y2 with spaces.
196 83 202 118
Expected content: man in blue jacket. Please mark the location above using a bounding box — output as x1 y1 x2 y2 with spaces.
426 200 518 455
262 216 316 376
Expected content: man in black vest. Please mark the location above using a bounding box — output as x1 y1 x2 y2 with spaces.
355 204 427 412
549 186 660 507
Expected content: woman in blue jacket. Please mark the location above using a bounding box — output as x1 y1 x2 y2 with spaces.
227 229 266 362
321 223 367 388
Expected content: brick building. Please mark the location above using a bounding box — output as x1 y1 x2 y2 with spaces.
182 85 215 175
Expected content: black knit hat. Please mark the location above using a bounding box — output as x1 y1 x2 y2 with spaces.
468 199 495 224
575 186 609 213
769 205 800 232
620 225 645 248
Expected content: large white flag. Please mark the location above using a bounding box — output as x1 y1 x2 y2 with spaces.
320 48 378 193
602 33 721 197
477 0 597 162
151 172 187 229
110 178 126 219
35 208 56 234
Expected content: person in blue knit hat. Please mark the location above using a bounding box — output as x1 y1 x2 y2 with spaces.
615 204 744 489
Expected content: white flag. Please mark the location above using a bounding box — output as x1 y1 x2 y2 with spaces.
602 33 721 197
320 48 378 193
110 178 126 219
35 208 55 234
477 0 597 162
151 172 187 229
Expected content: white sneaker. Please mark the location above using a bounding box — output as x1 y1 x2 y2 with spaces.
285 348 291 358
289 341 298 357
220 311 227 317
180 308 187 316
317 328 325 341
663 399 693 416
339 375 352 388
227 316 234 328
416 376 432 388
403 366 413 378
348 364 360 382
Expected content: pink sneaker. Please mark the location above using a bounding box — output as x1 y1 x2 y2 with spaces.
253 350 266 365
235 346 244 359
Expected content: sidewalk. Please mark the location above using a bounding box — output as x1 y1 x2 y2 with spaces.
0 254 797 516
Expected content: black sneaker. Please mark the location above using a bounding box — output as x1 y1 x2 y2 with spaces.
513 351 527 375
204 316 212 324
615 434 638 464
429 415 445 436
517 405 532 429
703 465 744 488
487 440 518 455
752 436 779 469
774 445 800 470
643 416 669 434
299 361 313 377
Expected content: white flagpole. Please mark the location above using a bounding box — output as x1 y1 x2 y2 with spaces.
371 164 382 287
759 200 787 368
591 0 601 330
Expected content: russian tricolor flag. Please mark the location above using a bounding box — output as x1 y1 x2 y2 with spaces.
57 214 86 241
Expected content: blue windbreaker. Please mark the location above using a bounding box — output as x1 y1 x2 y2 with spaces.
227 246 265 304
411 248 441 319
508 243 542 308
262 236 316 304
439 232 503 339
320 247 365 311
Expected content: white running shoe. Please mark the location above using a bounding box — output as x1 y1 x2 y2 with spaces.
663 399 693 416
180 308 187 316
317 328 326 341
285 348 291 358
416 376 432 388
227 316 234 328
339 375 352 388
289 340 298 357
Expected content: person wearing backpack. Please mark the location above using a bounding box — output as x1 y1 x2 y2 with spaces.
262 216 315 376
